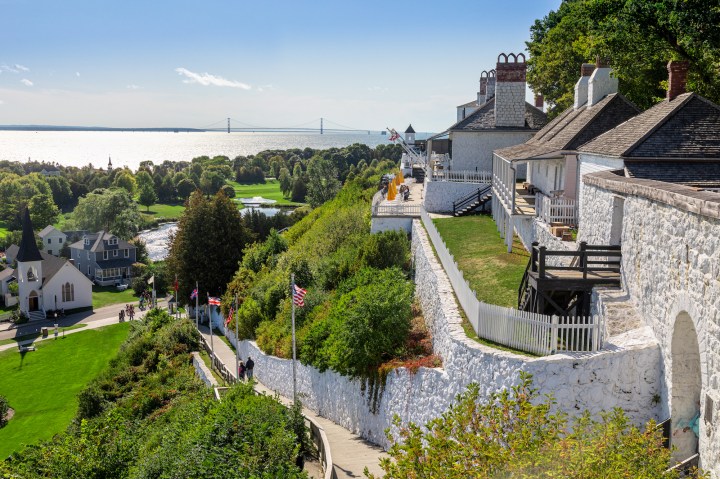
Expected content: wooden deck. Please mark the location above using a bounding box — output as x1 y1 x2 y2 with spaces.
514 185 536 216
529 269 621 291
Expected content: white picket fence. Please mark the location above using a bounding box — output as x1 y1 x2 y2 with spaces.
536 194 577 226
372 204 421 217
420 208 604 355
429 169 493 184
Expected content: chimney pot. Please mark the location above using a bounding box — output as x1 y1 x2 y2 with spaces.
667 60 690 101
534 94 544 109
581 63 595 77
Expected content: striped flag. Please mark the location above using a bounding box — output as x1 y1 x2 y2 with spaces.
292 284 307 307
190 288 198 300
225 307 233 327
388 129 400 141
208 296 221 306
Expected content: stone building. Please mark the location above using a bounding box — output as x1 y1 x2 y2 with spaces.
571 61 720 474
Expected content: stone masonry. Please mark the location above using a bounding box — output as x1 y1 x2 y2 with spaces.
495 53 527 128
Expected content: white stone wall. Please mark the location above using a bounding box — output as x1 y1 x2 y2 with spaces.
577 153 624 226
221 218 661 451
495 82 526 127
192 352 218 387
370 217 413 234
534 221 576 267
580 181 720 477
423 181 487 214
587 67 619 107
450 131 533 172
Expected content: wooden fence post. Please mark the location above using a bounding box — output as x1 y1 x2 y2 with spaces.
550 315 558 354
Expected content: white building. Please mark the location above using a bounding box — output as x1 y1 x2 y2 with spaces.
38 225 67 257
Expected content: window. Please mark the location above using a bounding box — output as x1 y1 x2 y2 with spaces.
103 251 108 260
113 250 118 257
87 251 90 259
62 282 74 302
47 238 52 244
48 250 52 255
59 238 63 244
124 249 129 258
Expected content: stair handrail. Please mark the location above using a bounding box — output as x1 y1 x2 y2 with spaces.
452 184 492 215
517 258 531 309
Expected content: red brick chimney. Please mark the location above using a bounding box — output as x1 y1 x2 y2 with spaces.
667 60 690 101
534 94 544 109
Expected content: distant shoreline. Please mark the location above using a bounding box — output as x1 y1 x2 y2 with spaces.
0 126 206 132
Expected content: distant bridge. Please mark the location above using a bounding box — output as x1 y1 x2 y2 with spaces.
199 117 385 135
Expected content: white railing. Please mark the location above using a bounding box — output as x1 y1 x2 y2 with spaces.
536 194 577 226
429 170 492 184
420 208 604 355
372 204 421 217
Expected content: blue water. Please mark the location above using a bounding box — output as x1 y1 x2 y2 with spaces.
0 130 407 171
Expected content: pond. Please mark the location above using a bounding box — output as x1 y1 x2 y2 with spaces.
137 206 293 261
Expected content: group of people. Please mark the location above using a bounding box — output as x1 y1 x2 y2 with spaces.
237 356 255 381
138 291 154 310
118 304 135 322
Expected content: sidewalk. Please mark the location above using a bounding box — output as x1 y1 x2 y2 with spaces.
198 326 388 479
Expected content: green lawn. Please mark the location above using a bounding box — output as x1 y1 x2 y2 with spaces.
227 179 303 206
92 285 138 309
0 322 130 458
433 215 530 308
0 220 9 237
139 202 185 220
0 324 88 347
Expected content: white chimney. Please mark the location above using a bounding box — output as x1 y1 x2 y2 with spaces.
494 54 526 128
574 63 595 109
587 57 618 107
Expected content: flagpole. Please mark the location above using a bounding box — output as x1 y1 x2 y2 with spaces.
291 273 297 402
194 281 199 330
208 299 213 359
234 293 239 382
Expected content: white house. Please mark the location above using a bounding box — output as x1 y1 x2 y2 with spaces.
491 60 639 252
11 209 93 319
38 225 67 257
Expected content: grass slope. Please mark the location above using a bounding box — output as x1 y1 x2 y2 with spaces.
0 322 130 458
0 221 9 237
433 215 529 308
227 179 303 206
92 285 138 309
138 202 185 220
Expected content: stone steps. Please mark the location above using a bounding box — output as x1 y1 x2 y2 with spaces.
594 287 645 337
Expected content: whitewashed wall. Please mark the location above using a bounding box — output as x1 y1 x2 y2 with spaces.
370 217 413 234
529 159 564 195
580 177 720 477
423 181 485 214
450 131 533 172
577 153 623 224
219 219 661 451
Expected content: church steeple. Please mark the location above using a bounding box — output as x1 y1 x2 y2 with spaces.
16 208 42 263
108 156 113 172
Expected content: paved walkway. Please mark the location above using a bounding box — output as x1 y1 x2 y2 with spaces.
198 326 388 478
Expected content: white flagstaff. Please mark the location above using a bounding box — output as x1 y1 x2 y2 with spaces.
291 273 297 402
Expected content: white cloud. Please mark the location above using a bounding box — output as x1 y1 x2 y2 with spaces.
175 67 251 89
15 64 29 72
126 84 141 90
76 71 81 77
21 78 33 86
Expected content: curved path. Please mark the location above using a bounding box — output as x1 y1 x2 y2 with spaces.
197 326 388 478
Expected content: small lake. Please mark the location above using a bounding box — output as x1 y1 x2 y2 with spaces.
138 207 291 261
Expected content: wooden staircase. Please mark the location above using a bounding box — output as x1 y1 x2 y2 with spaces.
518 241 622 316
412 165 425 183
453 185 492 217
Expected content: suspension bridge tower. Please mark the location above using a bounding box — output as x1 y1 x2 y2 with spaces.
227 118 231 134
320 117 324 135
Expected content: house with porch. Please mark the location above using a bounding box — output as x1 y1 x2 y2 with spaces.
69 231 137 286
424 53 547 213
491 60 639 252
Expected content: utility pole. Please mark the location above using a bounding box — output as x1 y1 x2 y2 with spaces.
320 117 323 135
227 117 231 134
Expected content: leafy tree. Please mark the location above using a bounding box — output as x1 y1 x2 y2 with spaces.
167 190 251 302
138 181 158 212
199 170 225 195
291 176 307 203
278 167 292 197
158 174 176 202
368 373 696 479
28 193 60 229
45 175 74 211
176 177 197 200
221 184 236 198
0 172 56 229
135 170 154 191
73 188 142 239
306 156 341 208
129 237 149 264
112 170 137 195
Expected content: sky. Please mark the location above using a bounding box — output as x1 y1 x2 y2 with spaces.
0 0 561 133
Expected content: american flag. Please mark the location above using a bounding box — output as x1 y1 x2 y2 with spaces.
388 129 400 141
190 288 198 300
225 307 233 327
292 284 307 307
208 296 221 306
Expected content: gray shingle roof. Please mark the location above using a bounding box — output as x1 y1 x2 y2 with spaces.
449 98 547 132
69 230 135 253
495 93 640 161
38 225 63 238
579 93 720 158
624 161 720 188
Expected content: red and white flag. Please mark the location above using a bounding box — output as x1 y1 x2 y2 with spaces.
388 129 400 141
208 296 221 306
292 284 307 307
225 307 233 327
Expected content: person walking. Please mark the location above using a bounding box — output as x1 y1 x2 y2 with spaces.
129 305 135 321
238 360 246 381
119 309 125 322
246 356 255 380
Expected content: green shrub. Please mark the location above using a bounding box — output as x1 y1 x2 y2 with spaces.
234 297 264 339
0 394 9 427
358 229 410 270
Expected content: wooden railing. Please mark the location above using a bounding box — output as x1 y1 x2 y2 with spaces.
531 242 622 279
429 169 492 184
421 208 605 355
371 204 421 217
535 194 577 226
